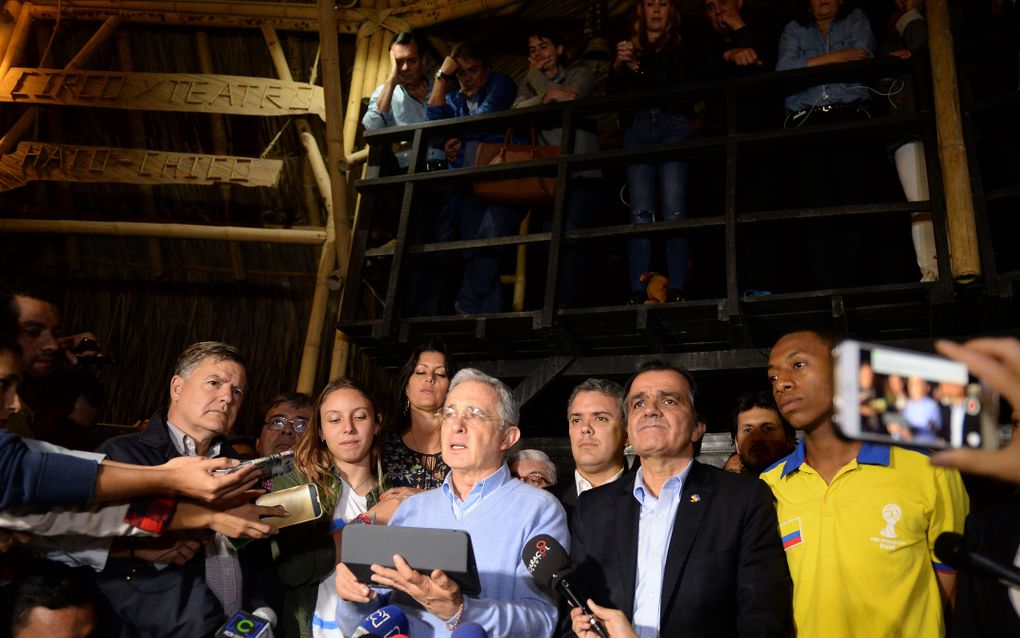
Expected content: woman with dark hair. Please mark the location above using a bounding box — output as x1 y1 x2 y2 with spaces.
613 0 695 305
380 340 456 490
271 378 389 638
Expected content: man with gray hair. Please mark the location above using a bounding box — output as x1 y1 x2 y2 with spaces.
551 378 628 522
509 449 558 488
91 341 281 637
566 360 792 638
335 368 568 636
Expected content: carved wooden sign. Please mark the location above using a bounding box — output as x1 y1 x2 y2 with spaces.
0 69 325 120
0 142 283 191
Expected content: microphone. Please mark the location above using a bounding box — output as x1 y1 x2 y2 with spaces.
351 605 410 638
451 621 488 637
935 532 1020 589
521 534 608 638
215 607 277 638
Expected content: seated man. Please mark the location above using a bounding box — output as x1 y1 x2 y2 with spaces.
427 42 520 315
335 368 567 636
509 448 558 488
730 390 795 475
566 361 793 638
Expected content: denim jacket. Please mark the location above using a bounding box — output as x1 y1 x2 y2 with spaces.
776 8 877 112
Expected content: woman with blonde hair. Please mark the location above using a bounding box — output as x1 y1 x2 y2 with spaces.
271 378 390 638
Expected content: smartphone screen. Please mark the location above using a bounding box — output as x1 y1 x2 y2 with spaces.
834 340 998 450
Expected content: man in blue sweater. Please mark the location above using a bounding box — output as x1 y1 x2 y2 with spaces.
335 368 568 637
427 42 521 315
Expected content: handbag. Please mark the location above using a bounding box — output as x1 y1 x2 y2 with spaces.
473 128 559 205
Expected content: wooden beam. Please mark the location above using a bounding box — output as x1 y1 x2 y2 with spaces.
0 1 31 82
0 142 283 190
0 218 327 243
26 0 522 33
928 0 980 282
342 2 372 157
0 68 326 119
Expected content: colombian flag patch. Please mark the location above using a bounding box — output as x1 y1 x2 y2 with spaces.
780 518 804 551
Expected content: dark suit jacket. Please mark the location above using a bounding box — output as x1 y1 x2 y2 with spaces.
565 461 793 638
549 481 579 525
95 410 280 638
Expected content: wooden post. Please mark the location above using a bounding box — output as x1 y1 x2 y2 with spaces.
0 1 31 82
261 22 332 215
116 29 165 278
0 14 121 153
927 0 980 282
195 30 246 281
296 0 354 390
0 218 328 243
342 2 372 157
0 1 24 67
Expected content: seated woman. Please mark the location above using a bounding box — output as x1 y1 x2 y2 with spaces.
380 340 456 491
613 0 695 304
270 378 390 638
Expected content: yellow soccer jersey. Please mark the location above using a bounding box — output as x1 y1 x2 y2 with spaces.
760 441 969 638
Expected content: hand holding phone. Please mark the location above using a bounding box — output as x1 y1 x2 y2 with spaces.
834 340 998 450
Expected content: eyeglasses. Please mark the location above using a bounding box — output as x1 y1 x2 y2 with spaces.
265 416 308 433
439 406 494 425
519 473 551 488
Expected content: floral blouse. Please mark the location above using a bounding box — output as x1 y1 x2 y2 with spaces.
381 431 450 489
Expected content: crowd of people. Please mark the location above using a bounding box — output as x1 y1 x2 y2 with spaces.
2 283 1020 637
360 0 1015 312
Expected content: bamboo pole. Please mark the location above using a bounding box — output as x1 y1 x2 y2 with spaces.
343 9 371 156
0 14 121 153
195 29 246 281
373 0 401 90
0 1 31 81
0 219 328 243
261 22 332 217
361 5 385 111
26 0 522 33
116 29 165 278
927 0 980 282
296 0 354 390
0 1 23 66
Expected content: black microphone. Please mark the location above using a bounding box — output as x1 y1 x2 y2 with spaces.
935 532 1020 589
522 534 608 638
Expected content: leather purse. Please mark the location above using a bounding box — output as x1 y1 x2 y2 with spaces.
473 128 559 205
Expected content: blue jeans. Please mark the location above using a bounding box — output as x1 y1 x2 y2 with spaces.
624 110 691 293
452 193 523 314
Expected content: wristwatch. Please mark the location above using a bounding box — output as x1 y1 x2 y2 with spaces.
435 69 455 82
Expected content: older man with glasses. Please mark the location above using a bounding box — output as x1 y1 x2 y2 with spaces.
335 368 568 637
510 449 559 488
255 392 313 458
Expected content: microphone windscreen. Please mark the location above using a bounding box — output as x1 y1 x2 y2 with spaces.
521 534 570 591
354 605 409 638
934 532 966 568
452 621 488 637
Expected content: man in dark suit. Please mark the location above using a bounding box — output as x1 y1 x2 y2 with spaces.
549 379 629 523
94 341 279 637
566 361 793 638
